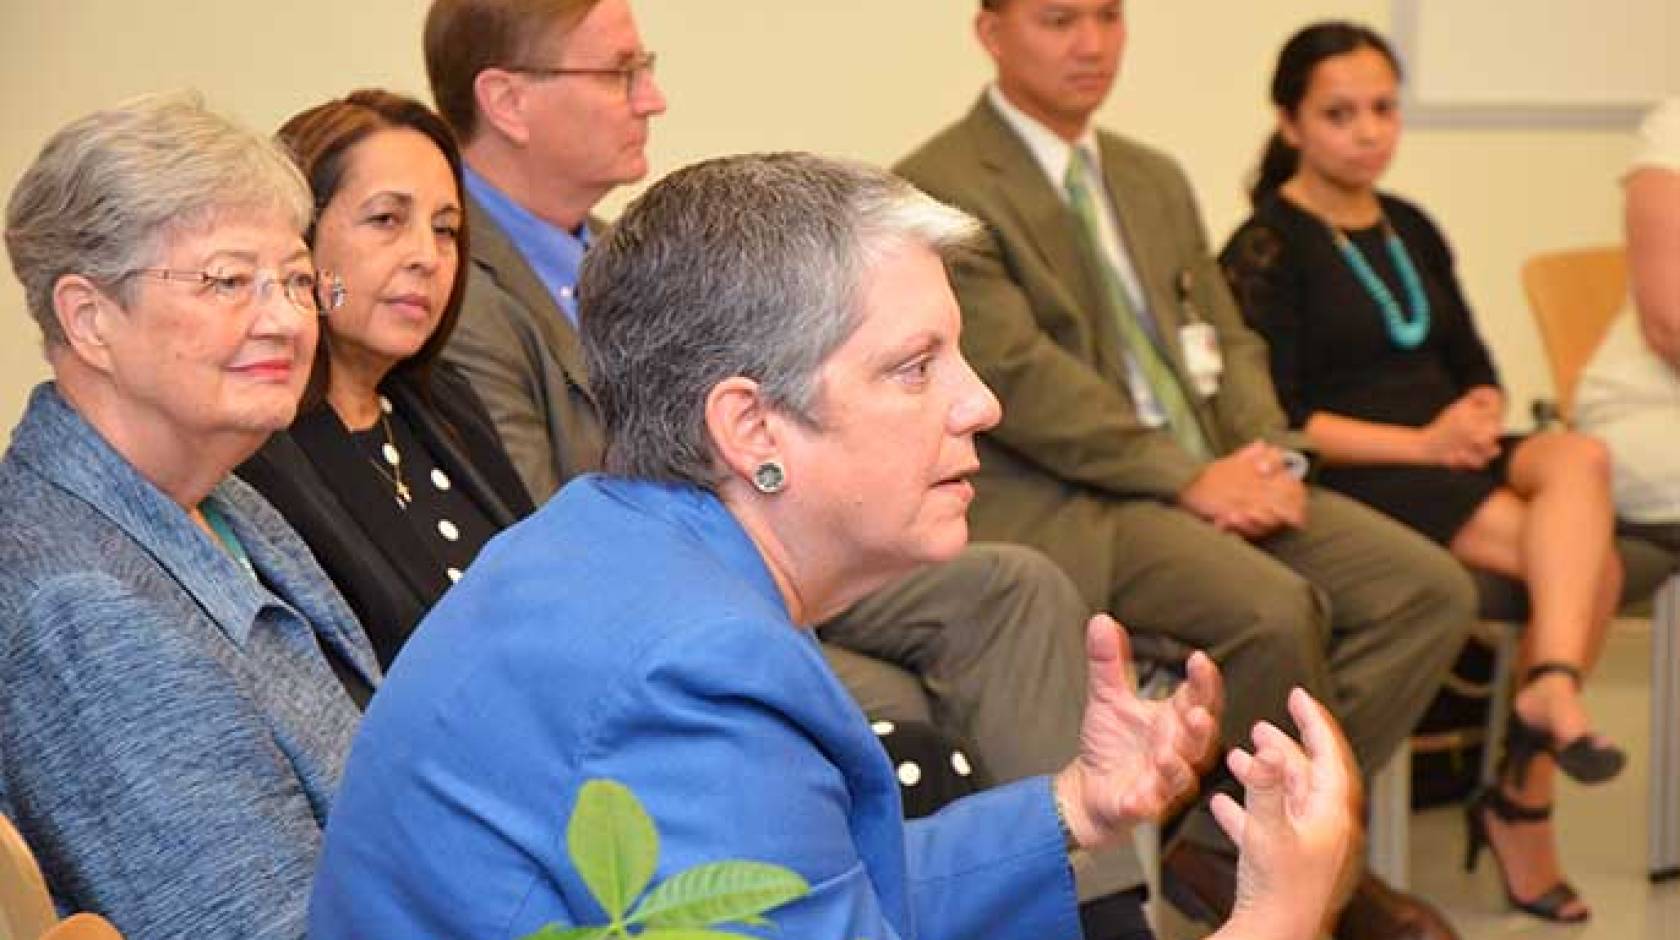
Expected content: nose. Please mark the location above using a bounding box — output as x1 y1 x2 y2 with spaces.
406 224 442 272
949 357 1003 436
632 70 668 117
1354 108 1388 143
250 278 308 339
1072 17 1103 55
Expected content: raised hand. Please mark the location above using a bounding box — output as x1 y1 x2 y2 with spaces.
1208 688 1360 940
1054 615 1222 851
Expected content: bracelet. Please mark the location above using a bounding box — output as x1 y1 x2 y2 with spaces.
1053 790 1082 854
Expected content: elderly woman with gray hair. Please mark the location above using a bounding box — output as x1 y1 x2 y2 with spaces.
0 94 379 937
312 153 1355 940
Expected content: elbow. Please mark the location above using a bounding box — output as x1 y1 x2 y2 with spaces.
1637 311 1680 364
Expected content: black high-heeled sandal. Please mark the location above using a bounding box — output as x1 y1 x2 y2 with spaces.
1464 787 1590 923
1505 662 1625 787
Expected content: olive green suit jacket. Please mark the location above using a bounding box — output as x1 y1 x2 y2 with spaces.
896 97 1293 532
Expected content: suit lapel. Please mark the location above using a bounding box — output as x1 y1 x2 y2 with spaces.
466 197 599 408
965 100 1129 383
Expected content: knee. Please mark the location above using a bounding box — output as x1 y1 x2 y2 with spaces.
962 542 1087 623
1227 575 1329 666
1399 542 1478 643
1563 431 1613 484
1536 430 1613 488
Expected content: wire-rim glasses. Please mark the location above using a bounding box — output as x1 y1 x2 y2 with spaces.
505 51 658 99
127 267 346 314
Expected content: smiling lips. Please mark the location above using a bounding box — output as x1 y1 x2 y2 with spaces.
230 357 295 381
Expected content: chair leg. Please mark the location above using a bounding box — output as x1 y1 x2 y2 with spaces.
1649 575 1680 881
1479 622 1520 790
1367 741 1411 889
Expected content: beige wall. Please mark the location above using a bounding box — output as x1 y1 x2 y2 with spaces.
0 0 1640 444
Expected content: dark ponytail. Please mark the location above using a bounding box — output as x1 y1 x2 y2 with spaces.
1248 20 1402 206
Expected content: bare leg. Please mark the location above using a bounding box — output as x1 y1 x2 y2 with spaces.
1449 432 1618 920
1450 431 1619 743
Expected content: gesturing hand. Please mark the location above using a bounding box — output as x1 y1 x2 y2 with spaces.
1054 615 1223 851
1209 689 1360 940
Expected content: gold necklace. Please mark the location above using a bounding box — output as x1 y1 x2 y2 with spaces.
366 396 413 507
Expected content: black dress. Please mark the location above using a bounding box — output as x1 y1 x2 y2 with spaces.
1220 192 1506 545
238 364 536 667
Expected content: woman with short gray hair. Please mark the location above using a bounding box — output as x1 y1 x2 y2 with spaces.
0 92 379 938
313 152 1355 940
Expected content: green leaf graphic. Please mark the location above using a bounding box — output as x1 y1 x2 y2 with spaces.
522 926 613 940
629 860 809 928
637 929 765 940
567 779 659 921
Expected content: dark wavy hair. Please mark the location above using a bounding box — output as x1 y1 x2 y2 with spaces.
276 89 469 409
1249 21 1400 206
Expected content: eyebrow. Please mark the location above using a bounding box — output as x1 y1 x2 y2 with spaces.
198 247 312 267
362 190 463 216
870 331 944 371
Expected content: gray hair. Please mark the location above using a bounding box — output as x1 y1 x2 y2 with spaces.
5 91 312 348
578 151 981 488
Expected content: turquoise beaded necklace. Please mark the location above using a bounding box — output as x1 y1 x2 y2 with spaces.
1328 219 1432 349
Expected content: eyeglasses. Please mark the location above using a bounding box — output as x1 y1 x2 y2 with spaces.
506 51 658 100
127 267 346 314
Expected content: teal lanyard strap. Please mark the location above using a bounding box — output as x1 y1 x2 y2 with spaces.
201 502 256 579
1330 219 1432 350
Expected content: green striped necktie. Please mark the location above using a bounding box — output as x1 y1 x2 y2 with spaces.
1063 153 1211 461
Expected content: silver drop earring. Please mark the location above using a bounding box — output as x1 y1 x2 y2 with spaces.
752 460 786 494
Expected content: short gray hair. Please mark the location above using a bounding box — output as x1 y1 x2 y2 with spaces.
5 91 312 348
578 151 981 488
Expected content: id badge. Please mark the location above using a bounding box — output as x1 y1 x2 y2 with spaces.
1180 322 1222 397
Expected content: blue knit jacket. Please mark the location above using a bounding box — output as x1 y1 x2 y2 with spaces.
0 383 380 939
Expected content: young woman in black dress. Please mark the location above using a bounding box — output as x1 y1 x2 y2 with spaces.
1220 22 1622 924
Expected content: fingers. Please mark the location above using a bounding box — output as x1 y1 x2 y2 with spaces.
1209 791 1248 847
1287 688 1357 799
1228 728 1292 827
1180 649 1223 716
1084 614 1134 702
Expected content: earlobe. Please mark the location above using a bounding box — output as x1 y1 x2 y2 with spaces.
704 376 784 491
974 11 1001 59
1277 109 1302 149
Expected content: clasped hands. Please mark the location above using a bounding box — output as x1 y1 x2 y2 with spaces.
1420 386 1503 470
1055 615 1358 940
1178 441 1307 538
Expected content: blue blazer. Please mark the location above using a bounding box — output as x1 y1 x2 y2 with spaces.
0 384 379 940
312 475 1080 940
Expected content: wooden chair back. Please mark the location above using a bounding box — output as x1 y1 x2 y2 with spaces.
1520 246 1628 418
0 814 58 940
37 916 121 940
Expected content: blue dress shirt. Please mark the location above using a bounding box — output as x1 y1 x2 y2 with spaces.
464 167 592 324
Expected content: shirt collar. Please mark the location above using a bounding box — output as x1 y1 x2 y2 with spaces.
986 84 1101 199
463 166 593 323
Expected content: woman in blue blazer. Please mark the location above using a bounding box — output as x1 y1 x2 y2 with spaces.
311 153 1354 940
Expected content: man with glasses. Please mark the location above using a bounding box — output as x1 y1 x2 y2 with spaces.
895 2 1474 939
425 2 1156 935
